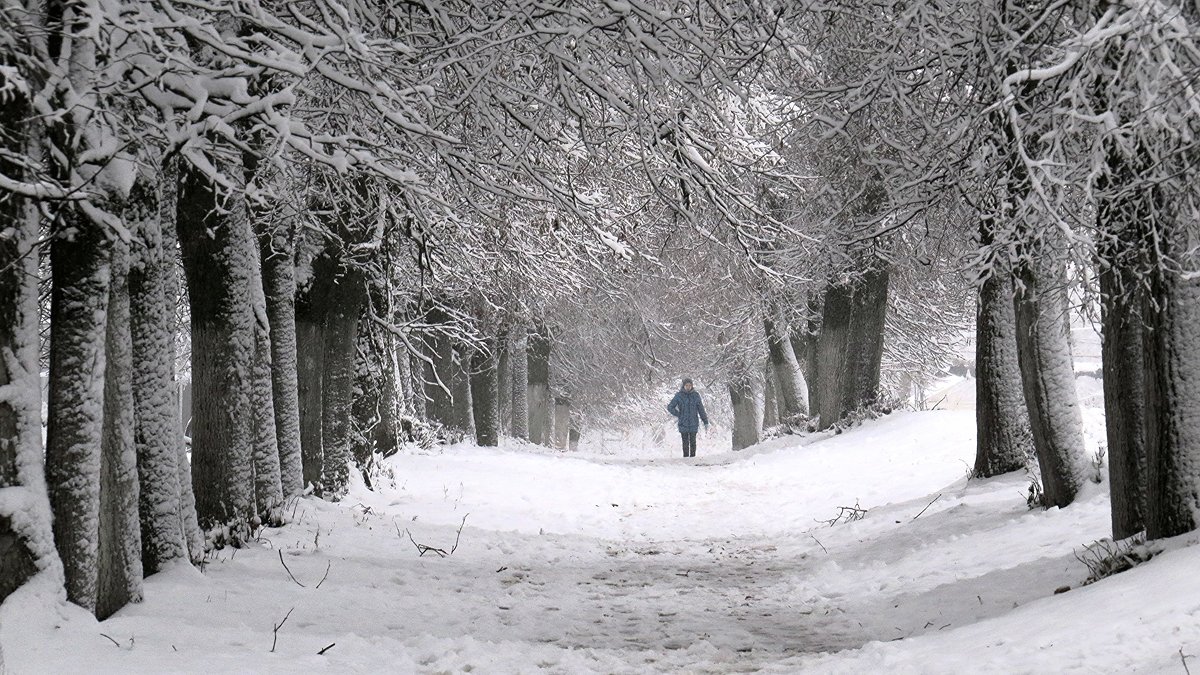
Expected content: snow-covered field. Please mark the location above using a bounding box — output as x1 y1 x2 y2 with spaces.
4 410 1199 674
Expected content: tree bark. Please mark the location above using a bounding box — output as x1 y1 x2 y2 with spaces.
973 266 1034 478
842 265 890 412
0 88 59 604
422 309 454 427
470 341 500 447
554 397 571 450
729 373 760 451
127 179 186 574
762 361 779 428
46 211 110 612
257 220 304 497
320 266 365 498
497 332 512 436
510 332 530 440
1012 256 1087 508
764 310 808 417
1099 261 1148 538
814 281 854 430
1142 227 1200 539
295 256 332 492
249 251 284 520
176 157 256 533
96 242 143 620
527 327 553 445
450 346 476 435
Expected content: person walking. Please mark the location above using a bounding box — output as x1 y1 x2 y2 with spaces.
667 377 709 458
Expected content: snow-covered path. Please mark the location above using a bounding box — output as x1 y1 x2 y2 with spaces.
6 410 1200 673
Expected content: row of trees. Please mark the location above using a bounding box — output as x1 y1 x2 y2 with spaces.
2 0 1197 631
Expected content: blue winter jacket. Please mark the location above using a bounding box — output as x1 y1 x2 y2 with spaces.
667 389 709 433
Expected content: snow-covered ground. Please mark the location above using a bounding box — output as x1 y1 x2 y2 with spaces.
4 409 1199 674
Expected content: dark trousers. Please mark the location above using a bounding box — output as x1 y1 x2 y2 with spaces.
681 431 697 458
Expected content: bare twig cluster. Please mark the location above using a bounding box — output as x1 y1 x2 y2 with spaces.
817 500 868 527
1073 536 1160 585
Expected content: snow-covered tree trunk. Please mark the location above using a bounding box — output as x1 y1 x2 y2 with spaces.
762 361 779 428
127 178 186 574
553 397 571 450
527 327 553 445
1013 255 1087 508
257 220 304 497
320 265 365 498
814 281 854 430
470 341 500 447
249 251 283 520
842 265 890 411
295 269 327 491
0 96 61 604
510 332 529 440
46 212 110 611
450 346 475 435
497 332 512 436
973 262 1033 478
96 241 143 620
729 372 760 451
176 157 256 532
764 310 808 417
173 389 205 563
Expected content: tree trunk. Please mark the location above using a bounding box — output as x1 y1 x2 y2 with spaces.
174 383 205 563
497 332 512 436
249 251 284 520
176 157 256 533
554 398 571 450
450 346 476 435
46 210 110 612
1100 266 1148 538
408 354 426 420
96 242 143 620
470 341 500 447
510 332 530 440
295 255 332 492
257 220 304 497
1012 256 1087 508
1142 227 1200 539
320 266 365 498
842 265 890 412
127 179 186 574
729 373 760 451
762 361 779 428
973 266 1034 478
423 310 455 427
814 281 854 430
527 327 552 445
764 311 808 417
0 95 59 603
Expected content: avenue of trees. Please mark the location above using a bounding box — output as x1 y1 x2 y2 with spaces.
1 0 1197 624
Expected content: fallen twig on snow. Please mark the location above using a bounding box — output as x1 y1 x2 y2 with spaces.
451 513 469 554
99 633 121 648
912 494 942 520
278 550 306 587
318 643 336 656
1181 647 1193 675
271 607 294 653
316 560 332 589
396 516 468 558
816 500 868 527
809 534 828 554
